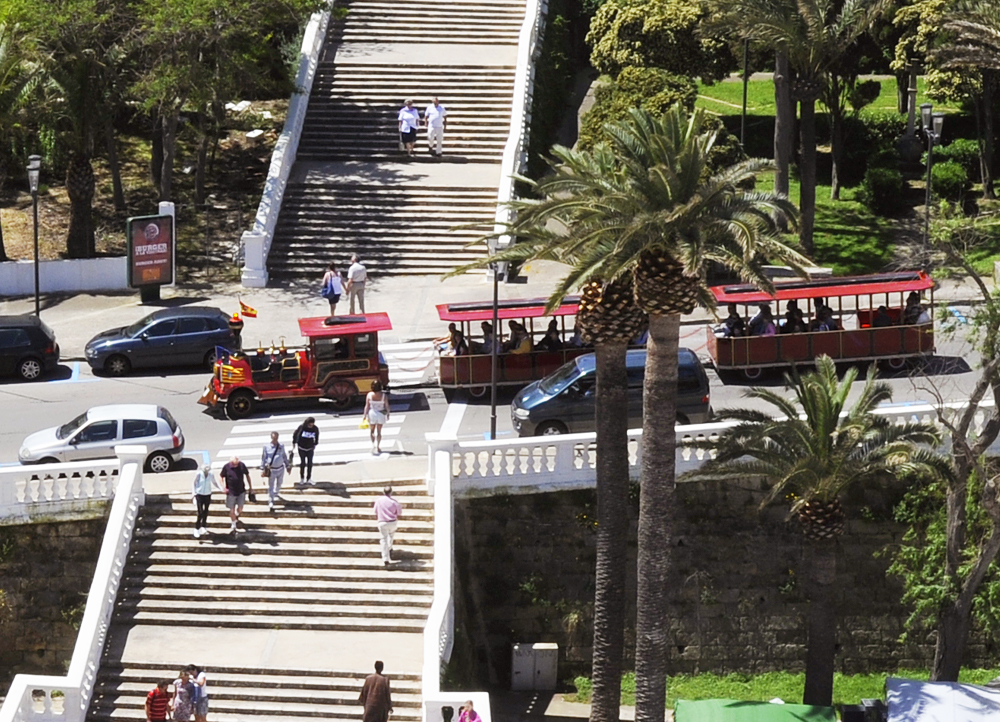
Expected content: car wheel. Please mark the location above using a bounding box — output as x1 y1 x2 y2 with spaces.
676 413 690 425
104 354 131 376
204 348 219 370
16 357 43 381
325 379 359 410
536 421 568 436
39 457 60 465
226 390 256 420
146 452 173 474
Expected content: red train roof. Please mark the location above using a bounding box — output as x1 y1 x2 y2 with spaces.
298 313 393 338
437 296 581 322
710 271 934 304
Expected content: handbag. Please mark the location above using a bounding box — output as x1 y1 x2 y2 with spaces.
359 417 370 430
261 445 279 477
248 491 257 502
321 277 336 300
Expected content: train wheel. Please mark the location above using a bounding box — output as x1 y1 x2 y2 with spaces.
325 379 359 410
741 367 765 382
883 357 908 372
468 385 488 398
226 391 256 419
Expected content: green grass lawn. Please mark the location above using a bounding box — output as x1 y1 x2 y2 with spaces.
695 77 961 117
571 668 1000 708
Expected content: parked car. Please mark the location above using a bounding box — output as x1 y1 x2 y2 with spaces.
511 348 712 436
85 306 236 376
18 404 185 473
0 315 60 381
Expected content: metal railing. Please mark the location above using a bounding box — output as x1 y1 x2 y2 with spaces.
0 447 147 722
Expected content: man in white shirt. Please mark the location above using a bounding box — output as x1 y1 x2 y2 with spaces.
347 254 368 314
397 99 420 157
424 97 447 157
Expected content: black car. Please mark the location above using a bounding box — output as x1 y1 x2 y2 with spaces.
84 307 236 376
0 315 60 381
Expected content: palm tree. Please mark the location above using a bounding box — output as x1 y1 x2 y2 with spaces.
684 356 948 706
455 104 806 721
0 20 37 262
710 0 888 253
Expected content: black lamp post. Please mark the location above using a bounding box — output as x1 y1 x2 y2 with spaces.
920 103 945 247
27 155 41 317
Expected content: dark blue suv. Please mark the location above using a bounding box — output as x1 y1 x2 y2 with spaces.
84 306 236 376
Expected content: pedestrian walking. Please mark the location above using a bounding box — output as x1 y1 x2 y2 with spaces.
191 464 223 538
359 661 393 722
346 254 367 314
220 456 253 533
373 486 402 566
292 417 320 485
397 99 420 157
171 669 196 722
261 431 291 512
185 665 209 722
424 97 447 156
146 680 171 722
363 380 390 454
320 262 344 316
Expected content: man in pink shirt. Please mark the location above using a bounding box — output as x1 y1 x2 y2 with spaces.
373 486 402 567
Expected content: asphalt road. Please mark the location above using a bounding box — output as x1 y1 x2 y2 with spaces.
0 305 982 471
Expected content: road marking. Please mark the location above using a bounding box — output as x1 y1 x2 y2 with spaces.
439 401 466 438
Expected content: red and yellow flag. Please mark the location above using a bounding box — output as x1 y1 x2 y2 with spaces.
239 299 258 318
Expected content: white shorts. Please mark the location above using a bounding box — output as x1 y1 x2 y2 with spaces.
368 409 387 426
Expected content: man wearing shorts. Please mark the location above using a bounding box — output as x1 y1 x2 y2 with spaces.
220 455 252 533
397 99 420 157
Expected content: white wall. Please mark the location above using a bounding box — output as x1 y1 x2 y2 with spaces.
0 257 128 296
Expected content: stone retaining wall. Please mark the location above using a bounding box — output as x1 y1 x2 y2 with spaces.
452 479 996 686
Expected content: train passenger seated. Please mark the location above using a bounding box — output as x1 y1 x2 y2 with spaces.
435 323 468 355
903 292 930 325
717 303 746 338
569 322 588 348
476 321 495 354
748 304 775 336
536 320 564 352
810 306 840 332
780 301 807 334
504 321 533 354
873 306 893 327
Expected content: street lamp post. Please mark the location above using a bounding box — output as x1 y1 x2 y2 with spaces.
920 104 945 247
27 155 41 317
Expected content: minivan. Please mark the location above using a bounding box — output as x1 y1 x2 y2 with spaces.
0 315 60 381
511 349 712 436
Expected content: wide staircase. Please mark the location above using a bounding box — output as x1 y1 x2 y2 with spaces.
266 0 525 280
86 478 433 722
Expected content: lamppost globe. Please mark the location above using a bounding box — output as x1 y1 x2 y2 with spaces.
920 102 933 133
27 155 40 194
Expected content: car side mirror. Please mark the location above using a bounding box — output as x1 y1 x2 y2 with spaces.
69 435 80 445
140 333 149 341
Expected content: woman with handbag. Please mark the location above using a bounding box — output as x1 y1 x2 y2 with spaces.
320 262 343 316
363 381 390 455
260 431 291 513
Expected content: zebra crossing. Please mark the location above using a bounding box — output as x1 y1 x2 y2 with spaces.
217 411 408 465
383 341 435 388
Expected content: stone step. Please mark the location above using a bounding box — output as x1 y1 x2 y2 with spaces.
284 183 497 194
100 662 421 681
269 258 485 275
295 151 502 162
146 495 434 510
135 549 433 570
142 507 435 523
320 62 517 71
333 32 519 44
87 707 421 722
139 515 435 533
125 574 433 594
118 596 430 618
113 610 427 632
133 527 434 546
278 201 496 215
118 587 433 608
130 538 435 556
95 680 422 705
129 563 433 583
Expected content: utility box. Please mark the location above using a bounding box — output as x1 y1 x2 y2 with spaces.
511 643 558 691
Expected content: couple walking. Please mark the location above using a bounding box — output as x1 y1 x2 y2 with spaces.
145 666 208 722
321 254 367 316
397 97 447 157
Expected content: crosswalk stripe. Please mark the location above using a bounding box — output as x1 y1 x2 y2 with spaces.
217 440 400 461
229 415 407 434
224 427 402 447
382 341 434 386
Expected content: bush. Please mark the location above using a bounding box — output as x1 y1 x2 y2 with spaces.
931 138 981 182
932 160 970 201
858 109 907 150
860 167 905 216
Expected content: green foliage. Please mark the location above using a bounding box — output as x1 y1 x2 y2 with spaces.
930 206 1000 278
860 167 905 216
586 0 733 81
849 79 882 112
930 138 981 182
931 160 970 202
578 68 696 150
858 109 907 150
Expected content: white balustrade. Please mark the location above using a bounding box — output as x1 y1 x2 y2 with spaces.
0 446 147 722
241 6 332 287
0 460 120 524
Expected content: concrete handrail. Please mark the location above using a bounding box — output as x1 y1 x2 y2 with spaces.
0 447 147 722
490 0 546 269
0 459 120 524
241 6 332 287
422 434 456 702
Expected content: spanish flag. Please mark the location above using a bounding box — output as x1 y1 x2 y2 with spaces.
239 299 258 318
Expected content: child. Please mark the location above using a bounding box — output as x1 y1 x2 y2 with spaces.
146 680 171 722
459 700 481 722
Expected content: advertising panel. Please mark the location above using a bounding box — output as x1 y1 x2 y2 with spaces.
127 214 174 287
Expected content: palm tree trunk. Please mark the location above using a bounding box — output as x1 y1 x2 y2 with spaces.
160 111 179 202
774 52 794 198
802 540 836 706
151 113 163 188
66 153 95 259
590 340 630 722
981 70 996 200
799 98 816 255
829 76 843 201
634 313 680 722
106 115 126 214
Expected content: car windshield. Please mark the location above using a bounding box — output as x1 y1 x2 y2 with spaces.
124 313 156 337
539 360 583 395
57 412 89 440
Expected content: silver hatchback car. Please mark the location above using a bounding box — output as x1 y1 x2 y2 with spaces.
18 404 185 473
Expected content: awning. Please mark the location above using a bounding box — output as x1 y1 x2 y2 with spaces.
888 677 1000 721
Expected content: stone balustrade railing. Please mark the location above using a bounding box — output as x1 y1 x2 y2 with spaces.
0 447 147 722
0 460 120 525
241 6 331 287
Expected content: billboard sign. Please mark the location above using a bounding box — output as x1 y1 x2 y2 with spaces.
127 214 174 288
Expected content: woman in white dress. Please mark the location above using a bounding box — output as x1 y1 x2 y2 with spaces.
364 380 390 454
